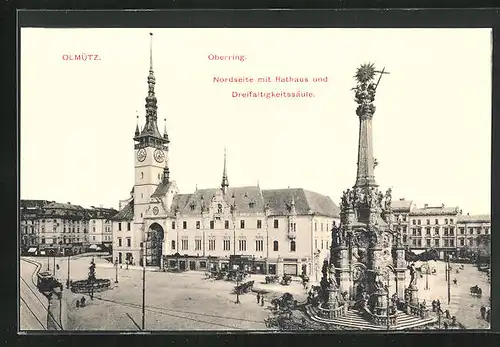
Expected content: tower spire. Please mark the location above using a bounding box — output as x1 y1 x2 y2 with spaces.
221 147 229 194
135 111 140 136
140 32 161 138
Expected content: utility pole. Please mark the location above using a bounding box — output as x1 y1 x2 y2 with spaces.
386 271 390 331
66 254 70 289
53 253 56 276
142 239 146 330
232 212 240 304
115 258 119 283
447 255 451 305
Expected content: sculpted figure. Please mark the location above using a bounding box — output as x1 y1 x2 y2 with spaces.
408 262 416 286
384 188 392 210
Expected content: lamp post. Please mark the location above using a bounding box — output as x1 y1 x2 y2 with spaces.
53 249 56 276
231 210 240 304
141 238 146 330
314 250 320 282
115 257 119 283
66 253 70 289
447 254 451 305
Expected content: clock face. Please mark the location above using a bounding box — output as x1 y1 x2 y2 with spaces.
154 149 165 163
153 206 159 215
137 149 147 162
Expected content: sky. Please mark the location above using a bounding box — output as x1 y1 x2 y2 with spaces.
20 28 491 215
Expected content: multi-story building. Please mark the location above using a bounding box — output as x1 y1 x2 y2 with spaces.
456 214 491 256
111 34 340 278
391 198 413 247
87 206 117 251
408 203 461 258
20 200 117 256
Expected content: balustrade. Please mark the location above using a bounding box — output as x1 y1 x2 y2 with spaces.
317 304 348 319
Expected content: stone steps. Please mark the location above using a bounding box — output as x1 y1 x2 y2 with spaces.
305 305 436 330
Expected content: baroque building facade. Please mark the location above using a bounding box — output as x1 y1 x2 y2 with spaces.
20 200 117 255
111 34 339 277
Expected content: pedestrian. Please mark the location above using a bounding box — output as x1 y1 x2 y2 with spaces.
431 300 437 312
257 293 261 304
261 296 265 307
80 296 86 307
480 306 486 319
486 308 490 322
436 299 441 310
443 322 448 330
445 309 450 319
451 316 457 326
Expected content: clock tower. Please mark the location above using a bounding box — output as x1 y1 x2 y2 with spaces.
133 33 170 228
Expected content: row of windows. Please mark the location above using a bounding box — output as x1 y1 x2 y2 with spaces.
411 227 455 236
172 219 279 230
412 218 454 226
117 223 132 231
459 227 490 235
40 238 85 244
314 222 332 232
23 219 111 225
410 238 484 247
170 239 296 252
314 239 331 250
117 238 132 247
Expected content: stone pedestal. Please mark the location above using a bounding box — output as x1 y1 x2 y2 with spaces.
371 290 388 316
395 268 406 299
404 285 419 311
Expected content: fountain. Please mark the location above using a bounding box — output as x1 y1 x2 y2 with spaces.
70 258 111 296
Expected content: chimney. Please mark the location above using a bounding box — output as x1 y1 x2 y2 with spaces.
399 198 404 201
441 203 445 208
67 202 71 205
100 204 103 208
424 204 428 208
467 212 469 216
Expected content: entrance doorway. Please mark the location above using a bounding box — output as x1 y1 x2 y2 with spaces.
268 264 276 274
145 223 164 267
179 260 186 270
189 261 196 270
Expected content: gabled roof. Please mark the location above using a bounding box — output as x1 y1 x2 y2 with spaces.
151 181 174 199
165 186 339 218
112 200 134 221
410 206 460 216
456 214 490 223
87 207 119 219
391 199 413 211
20 200 51 209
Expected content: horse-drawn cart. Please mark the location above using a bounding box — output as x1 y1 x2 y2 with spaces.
265 275 280 284
280 274 292 286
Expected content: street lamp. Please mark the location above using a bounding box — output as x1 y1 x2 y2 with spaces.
231 210 240 304
115 257 119 283
66 253 71 289
141 237 147 330
446 254 451 305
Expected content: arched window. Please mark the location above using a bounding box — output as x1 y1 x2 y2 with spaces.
273 240 279 251
141 172 144 179
290 240 296 252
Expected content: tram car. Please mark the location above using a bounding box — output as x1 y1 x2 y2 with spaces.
36 271 63 295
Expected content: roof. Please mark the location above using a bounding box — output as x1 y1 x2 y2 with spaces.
112 200 134 221
391 199 413 211
410 206 460 216
167 187 339 218
20 200 51 209
456 214 490 223
87 207 119 219
151 181 174 198
262 188 339 217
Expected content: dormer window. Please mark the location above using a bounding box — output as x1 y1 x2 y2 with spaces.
244 192 248 198
190 203 196 211
249 201 255 208
218 204 222 213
